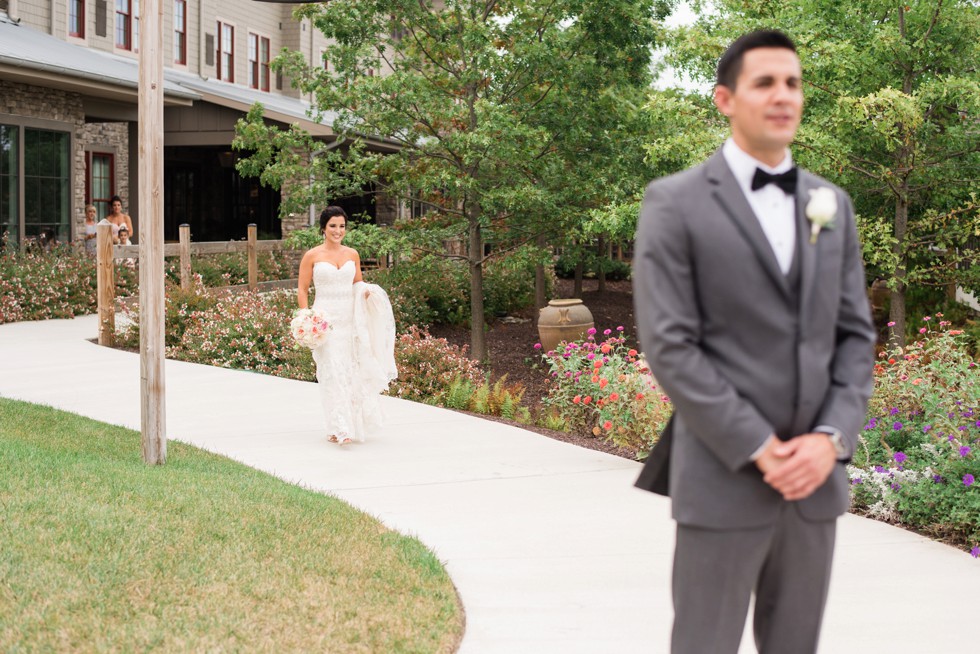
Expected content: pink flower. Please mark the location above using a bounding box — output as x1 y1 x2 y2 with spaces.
533 343 542 349
887 321 896 327
919 327 927 334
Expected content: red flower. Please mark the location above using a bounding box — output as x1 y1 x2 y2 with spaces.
609 392 620 401
628 349 638 357
583 396 592 405
636 393 645 400
603 420 613 431
572 395 581 404
599 378 609 389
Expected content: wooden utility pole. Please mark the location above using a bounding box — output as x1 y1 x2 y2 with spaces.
139 0 167 464
96 223 115 347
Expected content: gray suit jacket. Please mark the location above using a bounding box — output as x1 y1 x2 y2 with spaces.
633 150 876 529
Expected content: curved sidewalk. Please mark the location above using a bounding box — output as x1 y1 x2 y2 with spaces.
1 315 976 653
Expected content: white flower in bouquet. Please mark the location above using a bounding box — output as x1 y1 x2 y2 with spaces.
290 308 331 349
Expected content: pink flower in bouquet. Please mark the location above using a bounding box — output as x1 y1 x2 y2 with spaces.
290 308 331 349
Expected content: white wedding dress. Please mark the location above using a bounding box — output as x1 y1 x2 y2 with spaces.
311 260 397 442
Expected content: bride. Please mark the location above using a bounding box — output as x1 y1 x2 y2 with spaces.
297 206 397 446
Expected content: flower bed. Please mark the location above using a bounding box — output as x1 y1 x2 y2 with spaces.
849 316 979 557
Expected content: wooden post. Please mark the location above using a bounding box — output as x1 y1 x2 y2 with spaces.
179 223 191 290
96 223 115 346
247 223 258 291
139 0 167 465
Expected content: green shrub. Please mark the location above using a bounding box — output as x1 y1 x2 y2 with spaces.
388 326 484 403
554 251 631 281
163 251 294 288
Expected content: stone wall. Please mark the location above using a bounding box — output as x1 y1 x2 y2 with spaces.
0 79 86 241
78 121 131 214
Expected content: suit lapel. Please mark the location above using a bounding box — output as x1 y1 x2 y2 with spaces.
705 152 791 301
796 171 819 322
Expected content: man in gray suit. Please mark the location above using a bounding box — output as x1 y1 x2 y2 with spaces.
633 30 876 653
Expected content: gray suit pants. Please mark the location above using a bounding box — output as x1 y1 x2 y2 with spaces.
671 504 836 654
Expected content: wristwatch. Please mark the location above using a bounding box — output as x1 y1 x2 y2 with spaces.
824 430 847 459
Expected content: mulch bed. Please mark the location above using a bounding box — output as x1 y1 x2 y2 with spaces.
428 278 643 460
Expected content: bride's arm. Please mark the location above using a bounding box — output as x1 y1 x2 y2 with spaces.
297 251 314 308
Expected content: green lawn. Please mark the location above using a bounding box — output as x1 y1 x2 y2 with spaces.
0 398 463 653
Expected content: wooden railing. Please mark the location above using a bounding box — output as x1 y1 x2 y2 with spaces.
95 222 301 347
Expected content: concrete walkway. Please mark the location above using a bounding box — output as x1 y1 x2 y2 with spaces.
1 314 977 653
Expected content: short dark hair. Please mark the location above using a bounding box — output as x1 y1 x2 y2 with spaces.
319 206 349 232
111 195 123 204
716 30 797 89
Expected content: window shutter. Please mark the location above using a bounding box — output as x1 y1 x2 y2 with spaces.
95 0 107 37
276 72 283 91
205 33 215 66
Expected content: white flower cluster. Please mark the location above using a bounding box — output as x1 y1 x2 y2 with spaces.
847 463 934 522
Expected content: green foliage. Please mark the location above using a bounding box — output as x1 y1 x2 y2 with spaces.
555 251 632 281
234 0 667 358
163 251 294 288
540 329 672 454
849 317 980 554
0 244 136 324
655 0 980 342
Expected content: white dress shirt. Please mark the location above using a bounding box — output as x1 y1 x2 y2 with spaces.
721 138 797 274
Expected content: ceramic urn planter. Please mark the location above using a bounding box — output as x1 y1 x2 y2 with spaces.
537 298 595 353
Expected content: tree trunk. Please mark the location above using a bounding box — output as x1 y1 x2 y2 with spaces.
534 234 547 317
597 235 607 293
468 217 487 361
889 193 909 348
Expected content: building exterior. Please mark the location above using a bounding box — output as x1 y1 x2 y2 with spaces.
0 0 397 247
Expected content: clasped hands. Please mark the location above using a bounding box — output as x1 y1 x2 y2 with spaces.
755 433 837 501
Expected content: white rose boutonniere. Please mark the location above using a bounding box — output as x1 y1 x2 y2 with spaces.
805 187 837 244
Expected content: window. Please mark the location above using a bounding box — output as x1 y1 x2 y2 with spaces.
173 0 186 64
115 0 131 49
69 0 85 38
248 33 270 91
23 129 71 242
0 125 18 245
133 0 140 51
88 153 114 220
217 21 234 82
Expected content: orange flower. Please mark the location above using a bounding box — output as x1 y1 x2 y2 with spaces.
628 349 638 357
609 392 620 401
912 378 922 385
601 344 611 354
591 375 600 383
599 378 609 388
583 396 592 405
636 393 645 400
593 360 603 369
603 420 613 431
888 358 896 364
573 395 581 404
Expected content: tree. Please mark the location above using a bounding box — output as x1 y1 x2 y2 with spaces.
234 0 666 360
651 0 980 346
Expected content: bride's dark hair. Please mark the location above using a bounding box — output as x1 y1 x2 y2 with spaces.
319 206 348 233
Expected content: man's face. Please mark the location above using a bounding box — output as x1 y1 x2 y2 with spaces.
714 47 803 165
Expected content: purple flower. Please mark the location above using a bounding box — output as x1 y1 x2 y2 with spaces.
949 434 956 442
893 422 903 431
893 451 907 464
864 418 878 430
959 426 969 431
976 421 980 428
891 483 902 491
890 407 900 416
922 425 932 433
851 477 863 485
960 446 972 457
874 465 886 473
972 547 980 559
964 474 975 487
933 475 944 484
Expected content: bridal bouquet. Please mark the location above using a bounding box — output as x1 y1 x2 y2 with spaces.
290 308 330 349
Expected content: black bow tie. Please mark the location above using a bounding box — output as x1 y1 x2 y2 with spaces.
751 167 798 194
